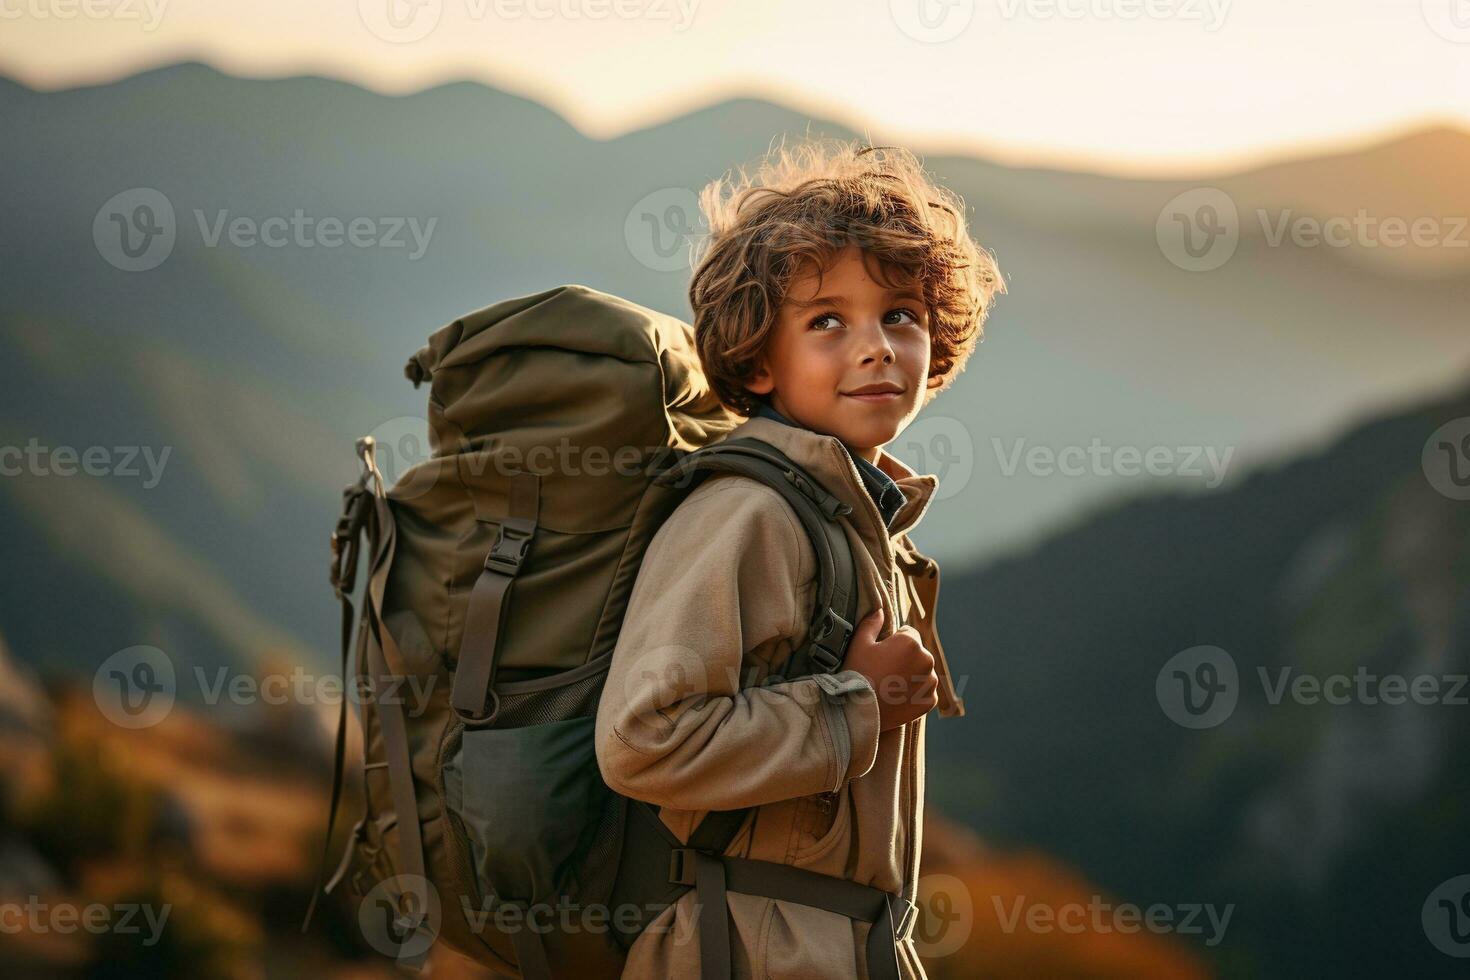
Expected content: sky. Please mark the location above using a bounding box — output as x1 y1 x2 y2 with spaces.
2 0 1467 175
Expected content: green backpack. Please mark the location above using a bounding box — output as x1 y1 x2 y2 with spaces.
303 284 877 977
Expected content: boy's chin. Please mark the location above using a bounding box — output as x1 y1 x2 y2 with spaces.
829 419 903 454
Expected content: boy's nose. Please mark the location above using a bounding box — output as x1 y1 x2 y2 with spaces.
857 323 897 364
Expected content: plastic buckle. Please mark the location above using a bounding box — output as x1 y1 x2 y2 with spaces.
894 897 919 941
809 645 842 674
668 847 698 887
808 609 853 672
330 493 366 598
484 519 534 575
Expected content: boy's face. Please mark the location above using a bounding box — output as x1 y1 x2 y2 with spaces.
745 245 931 465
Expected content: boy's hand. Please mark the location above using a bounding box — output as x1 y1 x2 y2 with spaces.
840 608 938 731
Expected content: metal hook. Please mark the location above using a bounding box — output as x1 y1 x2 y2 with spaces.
356 436 386 498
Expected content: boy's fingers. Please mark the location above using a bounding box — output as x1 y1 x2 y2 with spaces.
854 607 884 643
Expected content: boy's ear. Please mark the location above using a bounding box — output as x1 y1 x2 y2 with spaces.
744 362 775 397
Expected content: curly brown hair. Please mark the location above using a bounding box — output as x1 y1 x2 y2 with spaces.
688 136 1003 418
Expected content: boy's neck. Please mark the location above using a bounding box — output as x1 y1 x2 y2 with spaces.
754 396 883 465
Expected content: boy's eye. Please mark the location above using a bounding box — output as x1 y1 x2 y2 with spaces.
807 308 923 331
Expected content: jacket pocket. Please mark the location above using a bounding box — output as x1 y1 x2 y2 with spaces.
788 783 852 864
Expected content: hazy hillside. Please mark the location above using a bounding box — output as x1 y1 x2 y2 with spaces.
0 629 1210 978
1 61 1466 977
2 64 1467 615
929 375 1470 977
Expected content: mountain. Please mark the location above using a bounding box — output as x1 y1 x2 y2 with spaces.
1 59 1466 977
1 64 1467 622
926 374 1470 977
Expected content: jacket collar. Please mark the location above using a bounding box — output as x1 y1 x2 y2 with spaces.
718 415 941 547
750 399 907 529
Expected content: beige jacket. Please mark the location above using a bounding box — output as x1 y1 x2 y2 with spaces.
595 415 964 980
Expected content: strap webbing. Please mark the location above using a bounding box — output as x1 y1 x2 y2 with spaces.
450 471 541 720
693 852 731 976
676 851 913 980
507 912 554 980
687 806 754 853
361 495 432 970
301 579 360 930
303 481 375 932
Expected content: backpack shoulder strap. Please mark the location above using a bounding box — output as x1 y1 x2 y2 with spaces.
641 437 862 870
653 436 860 679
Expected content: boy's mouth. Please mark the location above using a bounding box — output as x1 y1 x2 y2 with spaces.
841 381 905 404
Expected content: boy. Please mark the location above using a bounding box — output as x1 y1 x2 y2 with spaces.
595 139 1002 979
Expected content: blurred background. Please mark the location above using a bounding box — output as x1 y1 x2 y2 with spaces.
2 0 1468 976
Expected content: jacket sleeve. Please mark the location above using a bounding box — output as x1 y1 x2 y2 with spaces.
595 477 882 812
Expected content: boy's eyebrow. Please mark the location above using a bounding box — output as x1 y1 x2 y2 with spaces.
785 287 924 310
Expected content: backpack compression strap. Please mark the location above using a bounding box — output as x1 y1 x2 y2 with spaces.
449 471 541 725
303 439 433 972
